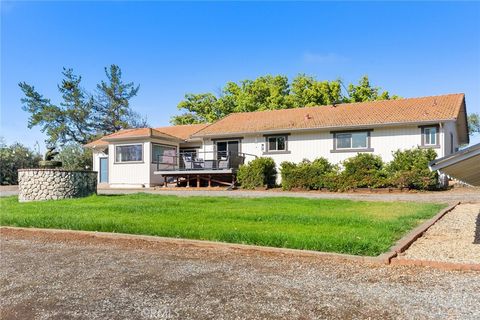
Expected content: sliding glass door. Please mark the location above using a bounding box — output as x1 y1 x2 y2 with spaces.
216 140 239 160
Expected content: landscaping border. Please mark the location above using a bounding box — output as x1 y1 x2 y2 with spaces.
378 202 460 264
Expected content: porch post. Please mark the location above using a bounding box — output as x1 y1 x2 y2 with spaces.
186 175 190 188
196 175 200 188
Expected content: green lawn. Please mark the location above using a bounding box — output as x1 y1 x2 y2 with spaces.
0 194 445 256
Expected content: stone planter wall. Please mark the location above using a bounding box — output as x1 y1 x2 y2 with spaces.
18 169 97 202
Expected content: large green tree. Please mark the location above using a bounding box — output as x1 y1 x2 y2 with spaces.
171 74 397 124
344 76 399 103
19 65 144 146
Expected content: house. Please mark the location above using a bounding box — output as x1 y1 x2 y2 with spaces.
85 93 469 188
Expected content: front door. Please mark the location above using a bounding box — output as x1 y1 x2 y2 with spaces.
99 157 108 183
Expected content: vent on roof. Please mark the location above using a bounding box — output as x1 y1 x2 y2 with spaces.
304 113 312 120
332 100 342 107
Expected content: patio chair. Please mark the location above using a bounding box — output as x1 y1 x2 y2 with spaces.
182 155 194 170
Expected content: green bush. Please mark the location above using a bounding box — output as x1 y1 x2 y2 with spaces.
280 157 336 190
55 143 93 170
387 148 438 190
341 153 388 189
0 140 42 185
237 157 277 189
276 148 440 192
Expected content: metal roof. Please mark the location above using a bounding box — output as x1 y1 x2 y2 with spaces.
429 143 480 186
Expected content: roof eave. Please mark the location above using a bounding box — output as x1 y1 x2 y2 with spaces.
191 119 455 139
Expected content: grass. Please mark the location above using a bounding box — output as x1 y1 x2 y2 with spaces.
0 194 446 256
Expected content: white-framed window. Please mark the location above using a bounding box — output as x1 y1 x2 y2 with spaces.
115 144 143 163
423 126 437 146
335 131 369 149
152 144 177 164
266 135 287 152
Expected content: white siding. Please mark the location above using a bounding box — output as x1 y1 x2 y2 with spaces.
203 123 454 169
443 121 459 156
104 139 180 188
107 141 151 188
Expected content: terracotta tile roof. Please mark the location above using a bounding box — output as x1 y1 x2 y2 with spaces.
154 123 209 140
84 138 108 148
192 93 466 137
84 124 209 148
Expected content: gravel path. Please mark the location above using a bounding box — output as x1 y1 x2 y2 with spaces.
3 185 479 203
1 229 479 320
401 203 480 264
98 187 480 204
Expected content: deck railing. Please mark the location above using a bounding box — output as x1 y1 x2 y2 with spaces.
155 151 256 171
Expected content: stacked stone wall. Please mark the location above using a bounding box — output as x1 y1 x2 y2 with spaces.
18 169 97 202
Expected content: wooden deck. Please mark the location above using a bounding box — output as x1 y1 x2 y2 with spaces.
154 169 235 188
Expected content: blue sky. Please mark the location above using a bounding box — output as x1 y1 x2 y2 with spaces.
1 1 479 150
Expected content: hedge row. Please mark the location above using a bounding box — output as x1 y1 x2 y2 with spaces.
238 148 439 191
281 148 439 191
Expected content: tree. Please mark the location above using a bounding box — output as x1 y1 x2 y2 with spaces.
19 65 145 146
0 139 42 185
468 113 480 135
344 75 399 103
171 74 397 124
54 143 93 170
93 65 144 133
290 74 342 107
171 75 294 124
20 68 95 145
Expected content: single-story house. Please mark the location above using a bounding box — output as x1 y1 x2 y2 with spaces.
85 93 469 188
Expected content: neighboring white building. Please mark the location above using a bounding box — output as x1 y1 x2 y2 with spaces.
85 93 469 188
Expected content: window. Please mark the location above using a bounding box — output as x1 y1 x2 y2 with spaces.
115 144 143 162
423 126 437 146
152 144 177 164
266 135 287 152
335 131 368 149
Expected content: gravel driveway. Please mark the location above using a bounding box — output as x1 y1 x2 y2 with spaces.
1 228 479 320
3 185 479 203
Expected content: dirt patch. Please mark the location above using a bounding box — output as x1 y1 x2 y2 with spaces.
1 228 479 319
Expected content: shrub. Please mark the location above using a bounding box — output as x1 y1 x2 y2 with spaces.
55 143 93 170
280 157 336 190
237 157 277 189
0 141 42 185
341 153 388 189
387 148 438 190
